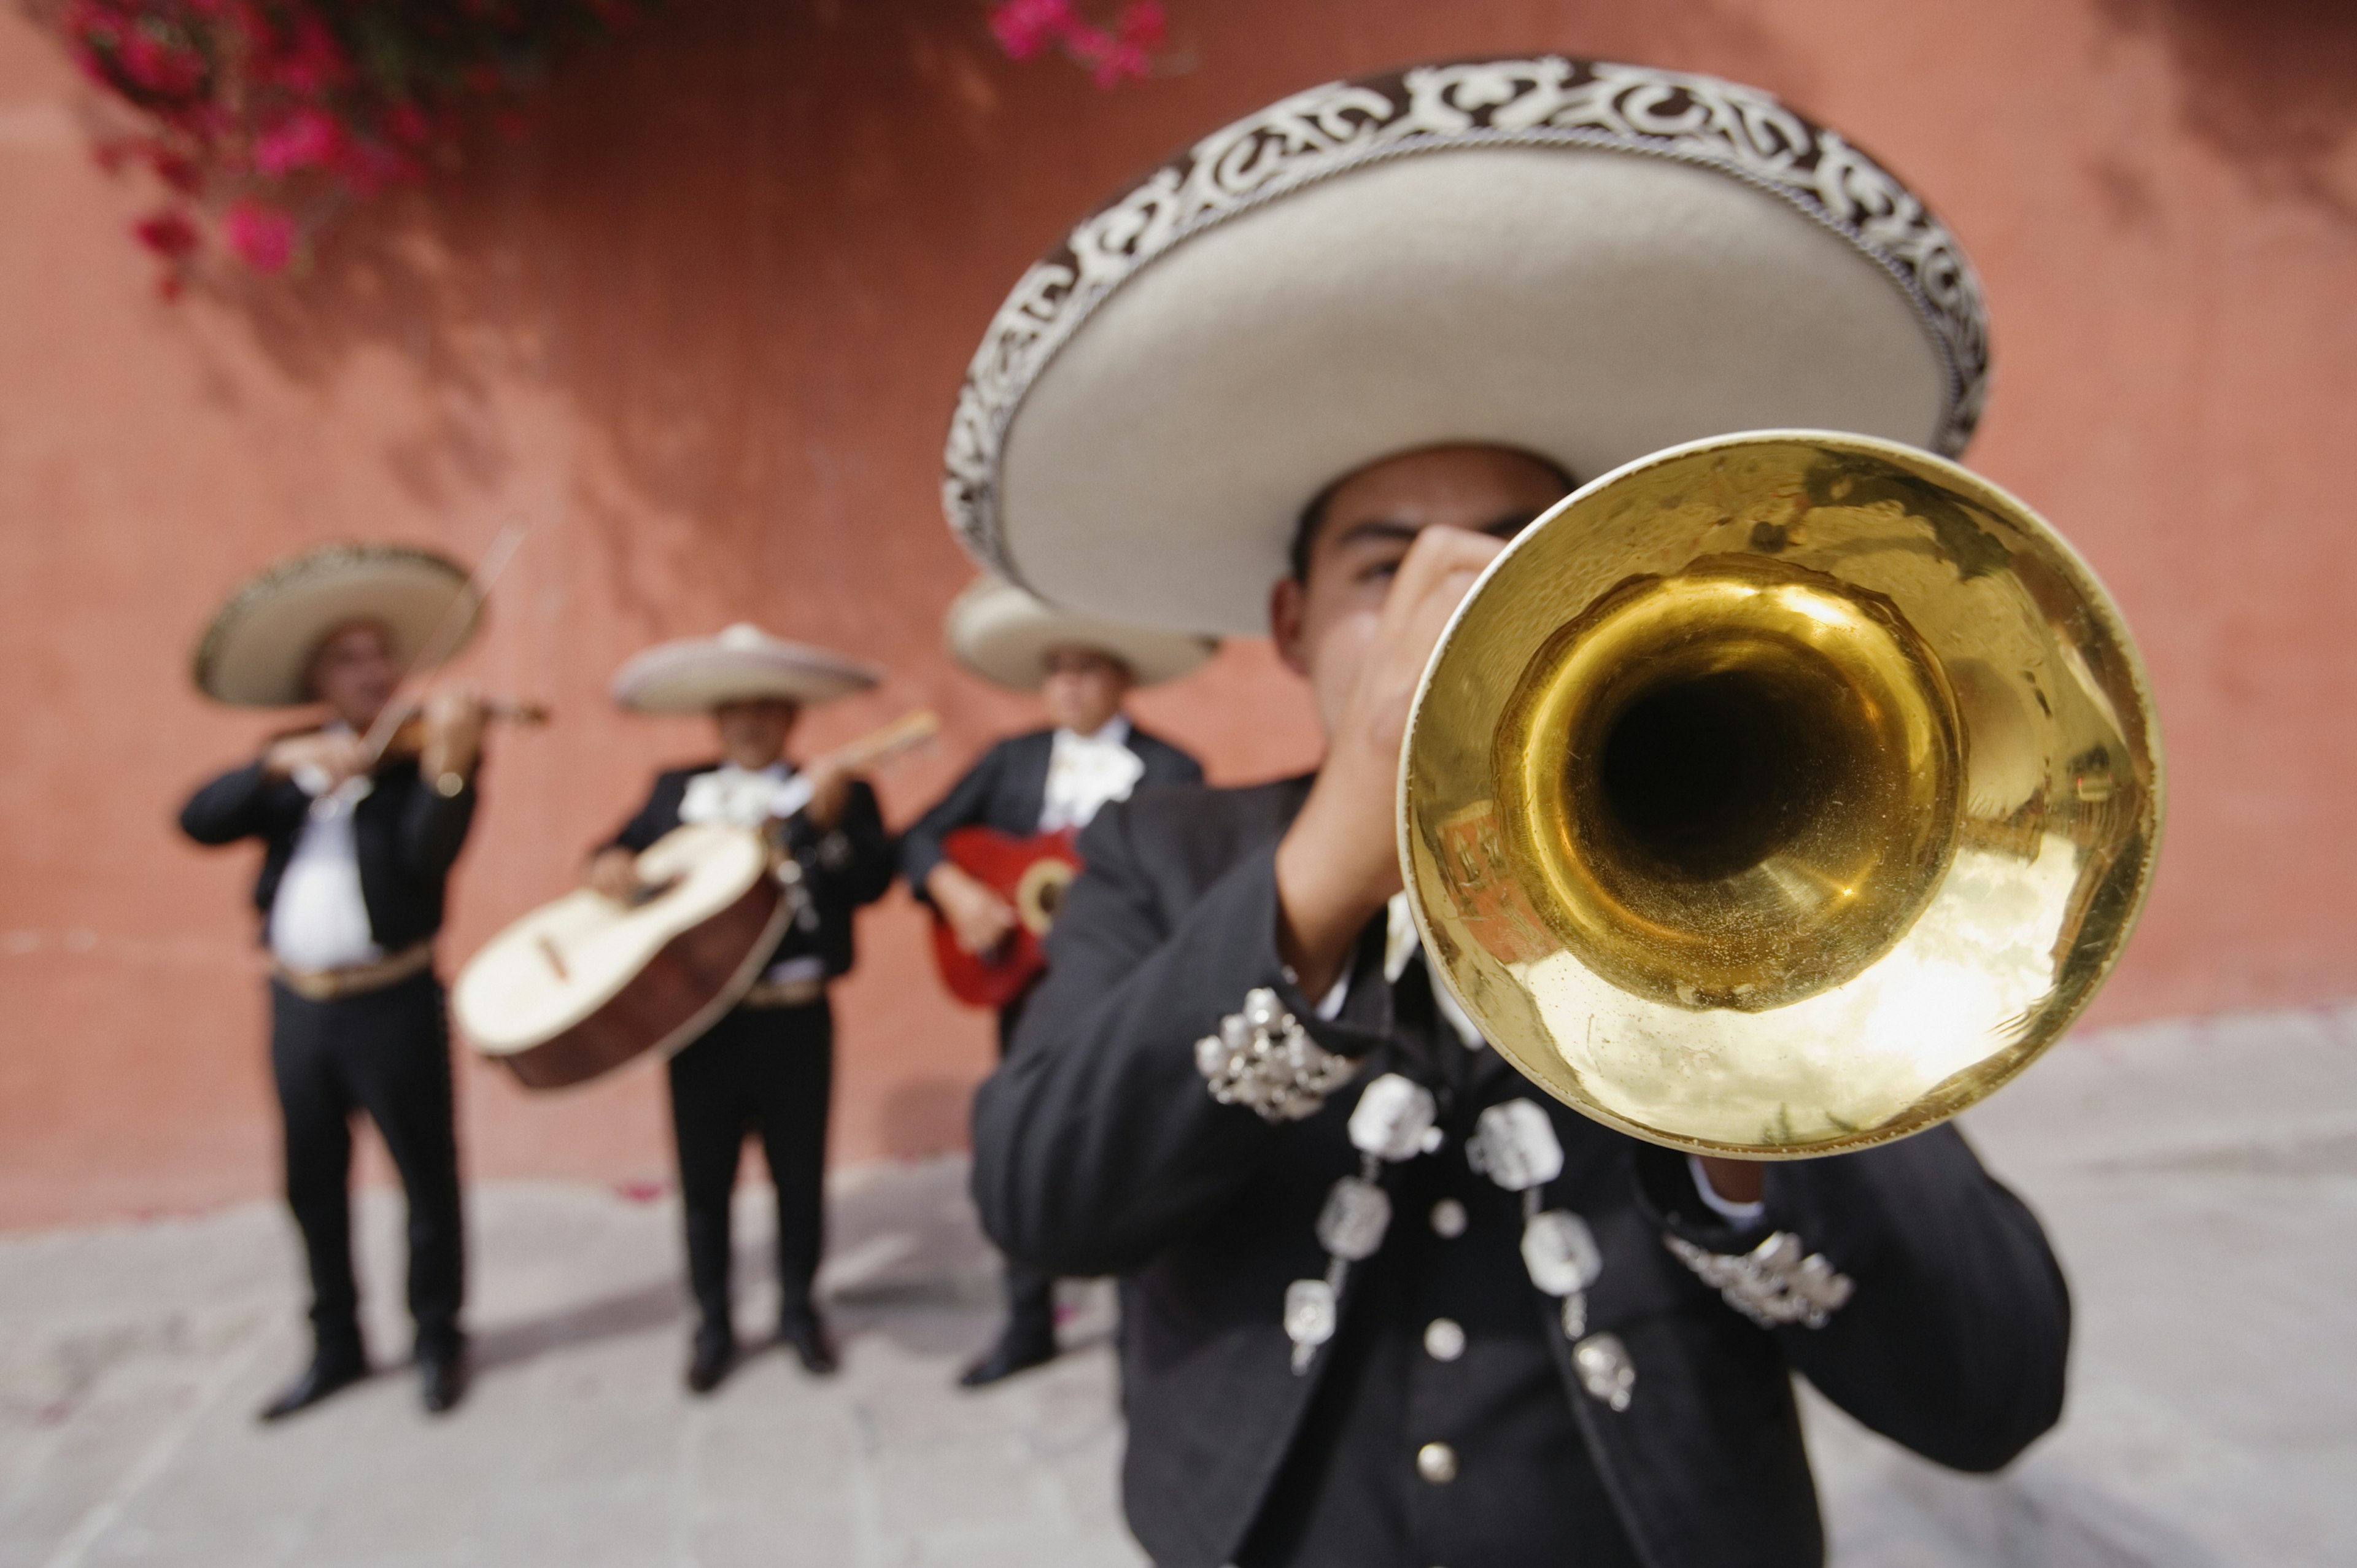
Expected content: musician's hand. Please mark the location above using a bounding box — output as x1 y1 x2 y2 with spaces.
1274 525 1504 997
1696 1156 1767 1208
927 863 1019 956
264 730 372 792
800 757 853 832
585 847 641 903
420 687 487 787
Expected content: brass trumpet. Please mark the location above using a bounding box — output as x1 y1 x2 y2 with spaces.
1399 431 2162 1159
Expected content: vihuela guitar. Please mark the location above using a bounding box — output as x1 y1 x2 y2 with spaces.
455 709 937 1088
929 827 1082 1008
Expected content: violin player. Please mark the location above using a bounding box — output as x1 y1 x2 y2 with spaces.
179 544 491 1421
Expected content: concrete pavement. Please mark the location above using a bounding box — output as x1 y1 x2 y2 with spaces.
3 1002 2351 1567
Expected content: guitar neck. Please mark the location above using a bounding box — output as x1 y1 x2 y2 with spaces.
822 708 940 775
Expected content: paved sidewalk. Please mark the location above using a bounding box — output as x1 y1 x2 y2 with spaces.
2 1003 2352 1567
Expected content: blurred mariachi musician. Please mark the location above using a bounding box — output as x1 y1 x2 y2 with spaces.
177 544 491 1421
900 576 1210 1388
951 60 2071 1568
585 625 896 1394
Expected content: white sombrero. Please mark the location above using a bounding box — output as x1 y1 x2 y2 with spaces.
945 576 1216 690
610 624 880 714
943 57 1991 635
192 543 479 708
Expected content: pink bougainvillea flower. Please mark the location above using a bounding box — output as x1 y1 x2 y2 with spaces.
1118 0 1167 51
62 0 1158 287
989 0 1078 61
118 29 207 99
221 199 295 272
148 146 202 193
329 135 420 195
382 101 431 147
1063 8 1155 90
1088 39 1150 89
255 14 348 93
252 106 339 175
132 208 199 259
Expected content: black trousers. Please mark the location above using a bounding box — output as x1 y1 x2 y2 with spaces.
269 970 465 1358
996 996 1056 1345
667 998 834 1336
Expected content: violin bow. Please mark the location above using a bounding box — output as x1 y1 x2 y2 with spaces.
361 522 528 766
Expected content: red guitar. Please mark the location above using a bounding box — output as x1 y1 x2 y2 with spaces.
929 827 1082 1008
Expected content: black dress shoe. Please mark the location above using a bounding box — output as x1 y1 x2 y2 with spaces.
418 1340 469 1415
258 1349 368 1422
686 1328 737 1395
958 1329 1056 1389
778 1316 839 1377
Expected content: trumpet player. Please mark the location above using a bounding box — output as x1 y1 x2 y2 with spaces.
956 60 2072 1568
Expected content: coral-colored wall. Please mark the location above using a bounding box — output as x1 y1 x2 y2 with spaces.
1 0 2350 1227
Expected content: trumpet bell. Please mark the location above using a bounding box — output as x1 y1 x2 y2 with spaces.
1401 431 2162 1158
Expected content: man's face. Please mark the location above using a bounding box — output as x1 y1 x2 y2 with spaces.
1270 445 1571 737
713 698 800 767
306 620 402 729
1040 646 1132 735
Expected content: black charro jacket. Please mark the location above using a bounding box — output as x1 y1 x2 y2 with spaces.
600 763 896 982
971 776 2070 1568
178 754 477 952
898 724 1203 897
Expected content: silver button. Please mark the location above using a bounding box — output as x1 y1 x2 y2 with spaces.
1430 1198 1468 1238
1415 1440 1458 1484
1573 1332 1636 1412
1423 1318 1466 1362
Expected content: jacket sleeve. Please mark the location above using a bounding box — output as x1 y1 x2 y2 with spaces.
1638 1128 2070 1472
602 775 678 855
179 760 298 846
804 781 896 909
899 746 1005 900
392 767 478 882
970 805 1382 1278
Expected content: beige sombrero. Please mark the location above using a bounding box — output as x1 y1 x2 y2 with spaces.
192 543 479 708
611 624 880 714
943 57 1991 635
945 576 1215 690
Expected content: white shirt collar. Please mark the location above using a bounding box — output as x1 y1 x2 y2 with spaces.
679 758 808 828
1308 894 1484 1050
1038 715 1144 835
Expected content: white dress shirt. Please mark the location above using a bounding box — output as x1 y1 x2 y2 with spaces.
678 760 814 829
268 728 384 971
1310 893 1484 1051
676 759 824 987
1039 716 1147 835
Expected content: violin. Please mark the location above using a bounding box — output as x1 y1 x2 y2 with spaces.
269 698 549 797
376 699 550 761
372 698 548 795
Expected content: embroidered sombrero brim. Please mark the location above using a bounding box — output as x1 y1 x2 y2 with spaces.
946 576 1217 690
944 58 1989 636
610 624 881 714
192 543 479 708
